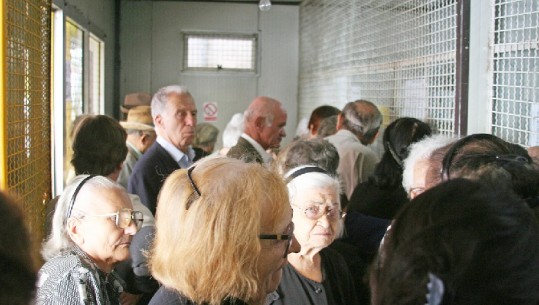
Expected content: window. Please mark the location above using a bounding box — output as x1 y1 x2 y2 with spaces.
51 15 105 194
183 32 257 72
89 34 104 114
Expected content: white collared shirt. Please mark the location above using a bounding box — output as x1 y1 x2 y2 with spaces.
241 133 272 163
156 136 195 168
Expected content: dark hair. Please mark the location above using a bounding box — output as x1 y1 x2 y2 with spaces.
71 115 128 176
307 105 341 135
316 115 338 138
341 100 382 145
0 192 36 304
425 134 539 208
371 179 539 305
370 117 431 187
273 138 340 176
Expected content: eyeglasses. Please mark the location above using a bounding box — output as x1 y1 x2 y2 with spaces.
83 208 143 231
186 165 201 210
259 222 294 258
292 204 345 221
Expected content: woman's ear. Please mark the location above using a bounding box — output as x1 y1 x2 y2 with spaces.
67 218 84 245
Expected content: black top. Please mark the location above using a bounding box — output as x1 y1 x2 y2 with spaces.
348 180 408 219
269 247 359 305
128 143 206 215
149 287 248 305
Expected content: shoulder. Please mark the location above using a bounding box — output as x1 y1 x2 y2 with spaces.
320 247 350 271
36 253 91 302
149 286 193 305
131 143 177 179
137 143 170 165
38 252 84 280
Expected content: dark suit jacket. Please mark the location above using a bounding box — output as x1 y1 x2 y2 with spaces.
128 142 206 215
226 136 264 164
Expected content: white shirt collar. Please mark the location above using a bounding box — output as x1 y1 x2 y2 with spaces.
156 136 195 167
241 133 272 163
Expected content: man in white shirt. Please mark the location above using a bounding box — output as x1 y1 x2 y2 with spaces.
227 96 287 164
128 85 206 215
326 100 382 199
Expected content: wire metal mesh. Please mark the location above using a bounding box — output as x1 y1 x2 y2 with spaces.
299 0 458 142
5 0 51 263
491 0 539 147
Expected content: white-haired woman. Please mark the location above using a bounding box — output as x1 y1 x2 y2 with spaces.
37 175 142 305
268 166 359 305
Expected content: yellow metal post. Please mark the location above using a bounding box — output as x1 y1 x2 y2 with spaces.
0 0 6 190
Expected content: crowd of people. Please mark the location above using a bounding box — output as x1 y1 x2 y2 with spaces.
2 83 539 305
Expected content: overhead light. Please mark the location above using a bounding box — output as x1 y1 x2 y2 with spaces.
259 0 271 11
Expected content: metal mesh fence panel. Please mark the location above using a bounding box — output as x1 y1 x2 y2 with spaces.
4 0 51 263
299 0 458 143
491 0 539 147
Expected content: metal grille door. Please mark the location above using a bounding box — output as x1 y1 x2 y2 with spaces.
1 0 51 262
299 0 458 137
491 0 539 146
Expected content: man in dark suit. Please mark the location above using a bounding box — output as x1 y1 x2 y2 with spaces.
128 85 205 215
227 96 287 164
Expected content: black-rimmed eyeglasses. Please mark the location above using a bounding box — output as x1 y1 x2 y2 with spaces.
186 165 201 210
259 222 294 258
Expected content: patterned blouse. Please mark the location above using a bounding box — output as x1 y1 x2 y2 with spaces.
36 247 125 305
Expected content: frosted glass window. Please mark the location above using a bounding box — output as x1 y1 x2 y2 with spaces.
184 33 257 72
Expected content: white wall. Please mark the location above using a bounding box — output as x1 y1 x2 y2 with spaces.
120 1 300 149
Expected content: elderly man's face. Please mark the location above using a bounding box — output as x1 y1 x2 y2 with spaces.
156 92 197 151
260 107 287 149
76 187 137 272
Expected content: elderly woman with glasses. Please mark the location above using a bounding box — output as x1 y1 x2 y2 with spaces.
37 175 143 305
148 157 299 305
268 166 359 305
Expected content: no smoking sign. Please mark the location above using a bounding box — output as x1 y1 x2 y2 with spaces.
203 102 218 122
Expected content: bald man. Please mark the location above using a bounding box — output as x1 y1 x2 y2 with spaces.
227 96 287 164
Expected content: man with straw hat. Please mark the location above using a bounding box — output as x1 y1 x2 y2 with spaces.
118 105 157 188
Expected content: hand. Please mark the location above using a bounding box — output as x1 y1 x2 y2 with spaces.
120 292 142 305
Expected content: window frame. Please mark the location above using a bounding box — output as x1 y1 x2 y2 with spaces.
182 31 258 73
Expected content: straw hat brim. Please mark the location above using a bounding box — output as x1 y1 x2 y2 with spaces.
120 121 154 132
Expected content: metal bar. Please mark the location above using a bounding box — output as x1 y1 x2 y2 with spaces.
455 0 470 136
0 0 6 189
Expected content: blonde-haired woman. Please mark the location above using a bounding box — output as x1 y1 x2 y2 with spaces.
148 157 299 305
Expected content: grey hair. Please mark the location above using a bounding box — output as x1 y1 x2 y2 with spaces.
285 166 344 237
41 175 123 261
402 134 455 194
341 100 382 143
151 85 192 118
